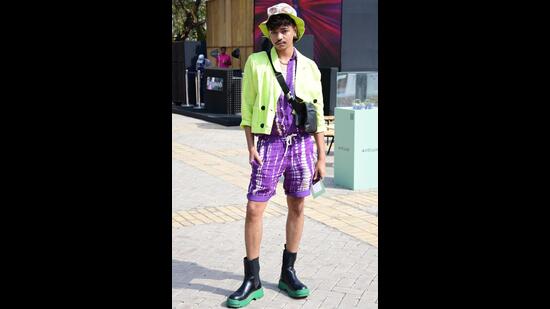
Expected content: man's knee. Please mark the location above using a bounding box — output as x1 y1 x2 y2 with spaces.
246 201 266 220
287 196 305 216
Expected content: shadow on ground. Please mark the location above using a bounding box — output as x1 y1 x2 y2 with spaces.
196 123 242 130
172 259 281 298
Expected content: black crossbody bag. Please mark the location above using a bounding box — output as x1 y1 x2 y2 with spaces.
265 51 318 133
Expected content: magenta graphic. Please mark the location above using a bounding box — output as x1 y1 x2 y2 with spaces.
254 0 342 68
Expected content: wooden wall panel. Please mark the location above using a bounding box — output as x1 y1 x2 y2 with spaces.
206 0 254 70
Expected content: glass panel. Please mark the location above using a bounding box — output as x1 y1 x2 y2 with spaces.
336 71 378 108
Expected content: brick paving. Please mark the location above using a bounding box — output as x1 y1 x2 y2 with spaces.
173 114 377 308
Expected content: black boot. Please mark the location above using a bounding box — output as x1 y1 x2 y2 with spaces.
278 244 309 298
227 257 264 308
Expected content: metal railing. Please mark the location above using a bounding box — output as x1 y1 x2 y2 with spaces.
183 70 204 108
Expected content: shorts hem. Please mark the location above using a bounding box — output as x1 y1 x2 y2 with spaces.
285 189 311 198
247 193 274 202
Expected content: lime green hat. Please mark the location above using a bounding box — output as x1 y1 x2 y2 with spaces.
258 3 305 41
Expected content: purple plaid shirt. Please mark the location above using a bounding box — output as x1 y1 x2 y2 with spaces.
270 49 300 137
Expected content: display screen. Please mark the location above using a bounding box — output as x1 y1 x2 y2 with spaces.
206 77 224 91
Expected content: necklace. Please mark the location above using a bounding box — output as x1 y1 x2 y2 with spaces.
280 60 289 65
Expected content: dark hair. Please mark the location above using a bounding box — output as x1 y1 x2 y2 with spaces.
266 14 298 42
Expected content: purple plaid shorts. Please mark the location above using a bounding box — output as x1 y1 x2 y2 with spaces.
247 132 316 202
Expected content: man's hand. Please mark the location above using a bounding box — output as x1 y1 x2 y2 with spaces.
312 132 326 182
313 158 326 182
244 126 262 166
249 147 263 166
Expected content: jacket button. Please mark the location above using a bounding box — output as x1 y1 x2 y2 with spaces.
313 99 317 103
261 106 265 110
260 123 264 128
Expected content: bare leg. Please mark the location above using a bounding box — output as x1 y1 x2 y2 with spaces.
245 200 268 260
285 196 305 253
228 200 267 306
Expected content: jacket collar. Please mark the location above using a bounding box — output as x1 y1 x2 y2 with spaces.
269 47 305 73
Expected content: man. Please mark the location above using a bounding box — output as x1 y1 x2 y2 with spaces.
227 3 326 308
195 54 211 106
196 54 211 72
216 47 232 68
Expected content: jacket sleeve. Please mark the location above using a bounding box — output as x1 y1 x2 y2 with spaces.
240 55 256 129
311 64 327 133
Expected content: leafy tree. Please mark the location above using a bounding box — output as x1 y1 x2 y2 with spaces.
172 0 206 41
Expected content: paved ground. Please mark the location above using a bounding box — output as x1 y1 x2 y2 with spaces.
173 114 378 308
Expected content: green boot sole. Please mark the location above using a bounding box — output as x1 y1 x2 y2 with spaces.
226 287 264 308
278 280 310 298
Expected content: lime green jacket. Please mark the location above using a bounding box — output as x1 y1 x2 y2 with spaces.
239 47 326 134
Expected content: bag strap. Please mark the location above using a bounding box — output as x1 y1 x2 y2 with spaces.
265 51 304 113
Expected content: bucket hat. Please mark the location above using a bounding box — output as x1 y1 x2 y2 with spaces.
258 3 305 41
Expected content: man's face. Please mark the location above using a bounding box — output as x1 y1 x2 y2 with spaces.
269 24 296 51
221 48 226 54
